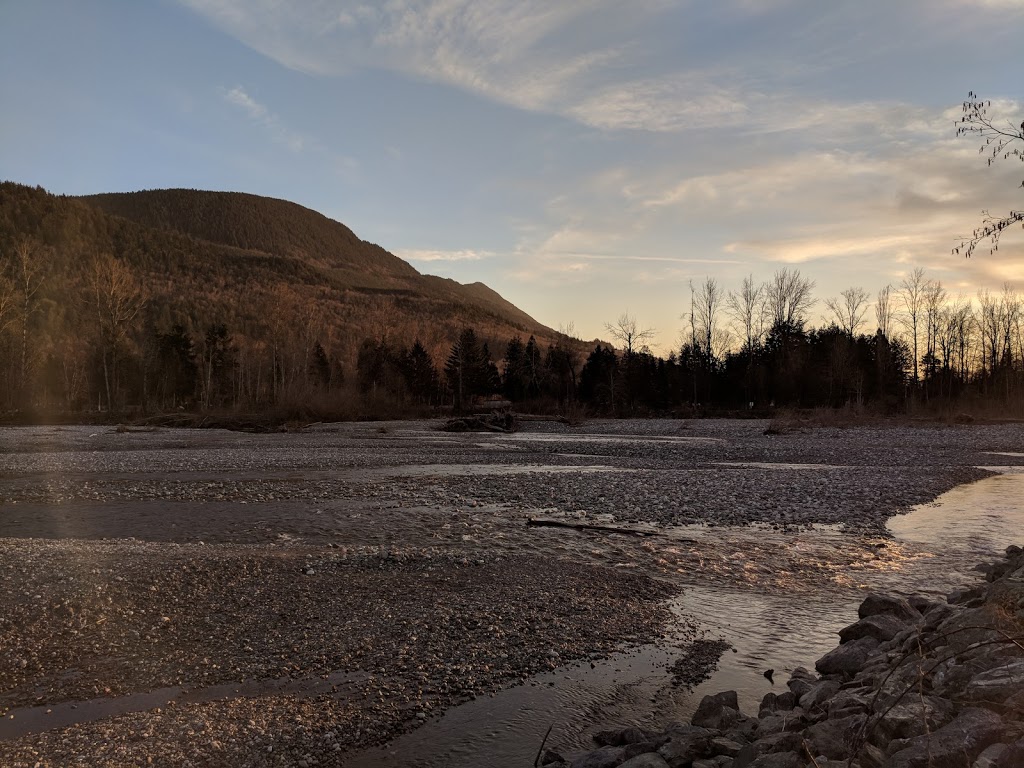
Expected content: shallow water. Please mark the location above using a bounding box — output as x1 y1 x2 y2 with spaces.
342 467 1024 766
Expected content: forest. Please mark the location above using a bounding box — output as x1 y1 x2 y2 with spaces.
2 182 1023 422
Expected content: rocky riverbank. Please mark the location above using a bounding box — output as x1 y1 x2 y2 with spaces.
552 545 1024 768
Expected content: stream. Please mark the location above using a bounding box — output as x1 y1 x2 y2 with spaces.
345 467 1024 767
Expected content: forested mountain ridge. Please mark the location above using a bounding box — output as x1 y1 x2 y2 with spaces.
79 188 542 329
0 182 567 414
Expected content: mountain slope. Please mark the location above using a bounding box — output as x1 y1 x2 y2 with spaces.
0 183 562 369
79 188 544 333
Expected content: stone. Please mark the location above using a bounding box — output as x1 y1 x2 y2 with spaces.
805 714 866 760
965 660 1024 703
816 637 879 676
540 749 566 765
838 614 910 644
869 696 956 746
659 725 713 767
827 690 871 720
617 754 670 768
748 753 801 768
888 707 1006 768
993 738 1024 768
858 594 921 623
786 677 812 700
798 680 841 712
789 666 816 682
971 743 1007 768
752 731 802 755
570 746 626 768
594 727 654 746
948 585 986 605
692 691 741 730
708 736 743 757
761 691 796 714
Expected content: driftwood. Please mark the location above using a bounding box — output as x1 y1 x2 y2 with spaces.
526 518 659 537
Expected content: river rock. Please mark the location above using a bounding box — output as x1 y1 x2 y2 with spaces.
965 660 1024 703
570 746 625 768
815 636 879 676
593 727 657 747
804 714 865 759
868 696 956 746
838 613 909 644
747 752 802 768
887 707 1006 768
657 724 713 767
758 690 796 716
708 736 744 757
617 753 669 768
798 680 840 712
691 691 740 730
971 743 1008 768
858 593 921 623
948 585 986 605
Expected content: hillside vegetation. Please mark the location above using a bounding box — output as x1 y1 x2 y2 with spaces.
0 182 569 418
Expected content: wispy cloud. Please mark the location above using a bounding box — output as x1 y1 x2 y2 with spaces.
395 248 495 262
223 85 305 151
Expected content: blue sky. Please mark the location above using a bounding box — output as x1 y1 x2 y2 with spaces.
2 0 1022 350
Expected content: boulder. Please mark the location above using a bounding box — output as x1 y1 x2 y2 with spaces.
971 743 1007 768
858 594 921 623
658 725 713 767
838 614 910 644
617 754 670 768
805 714 866 760
887 707 1006 768
692 691 741 730
594 727 657 747
759 690 796 717
748 753 802 768
948 585 986 605
965 660 1024 703
816 637 879 676
708 736 744 757
798 680 841 712
868 696 956 745
570 746 625 768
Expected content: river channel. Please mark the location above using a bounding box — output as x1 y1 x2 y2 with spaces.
346 466 1024 767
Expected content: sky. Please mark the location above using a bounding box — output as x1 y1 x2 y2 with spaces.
1 0 1023 351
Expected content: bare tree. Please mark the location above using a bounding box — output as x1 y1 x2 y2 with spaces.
690 277 724 362
12 239 47 396
85 254 146 411
604 312 655 355
726 274 767 352
955 92 1024 258
0 275 15 336
923 279 947 386
875 285 894 338
898 267 928 384
824 286 870 336
765 268 816 329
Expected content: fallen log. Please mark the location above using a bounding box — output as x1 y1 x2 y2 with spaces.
526 518 659 537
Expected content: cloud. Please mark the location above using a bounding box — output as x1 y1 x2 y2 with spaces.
395 248 494 262
223 85 305 151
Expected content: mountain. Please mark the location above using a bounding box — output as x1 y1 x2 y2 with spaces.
0 182 582 414
79 188 546 333
1 181 562 356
